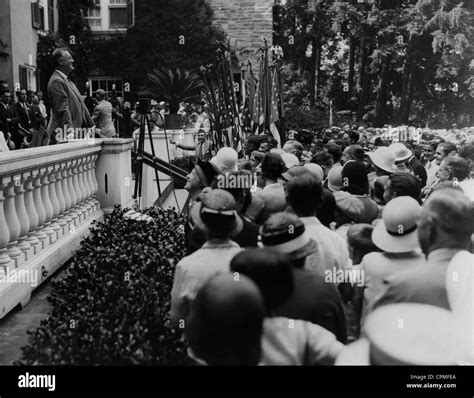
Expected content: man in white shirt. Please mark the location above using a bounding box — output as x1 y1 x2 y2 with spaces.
285 170 349 275
170 189 243 328
422 141 439 189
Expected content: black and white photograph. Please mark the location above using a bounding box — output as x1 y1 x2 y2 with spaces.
0 0 473 394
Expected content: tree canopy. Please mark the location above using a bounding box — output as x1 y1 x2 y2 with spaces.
274 0 474 128
91 0 226 100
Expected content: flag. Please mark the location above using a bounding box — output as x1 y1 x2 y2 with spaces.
269 66 281 148
242 63 257 131
253 53 265 132
214 48 243 152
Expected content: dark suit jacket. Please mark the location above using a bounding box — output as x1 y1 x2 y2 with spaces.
13 102 31 130
374 248 460 310
47 70 94 138
275 267 348 344
0 103 19 136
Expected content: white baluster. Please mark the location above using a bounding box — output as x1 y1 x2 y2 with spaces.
84 155 93 198
71 159 85 224
66 160 80 226
81 156 93 217
90 154 100 212
47 166 62 240
32 170 48 250
23 171 41 255
61 162 72 212
85 155 96 213
54 164 69 235
40 167 56 244
76 158 89 218
0 188 12 269
2 177 23 267
13 174 33 262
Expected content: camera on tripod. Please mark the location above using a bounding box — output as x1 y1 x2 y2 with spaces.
137 97 151 115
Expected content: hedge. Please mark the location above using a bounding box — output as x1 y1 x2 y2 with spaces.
16 206 188 365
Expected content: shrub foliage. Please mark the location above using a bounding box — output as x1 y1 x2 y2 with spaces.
16 206 187 365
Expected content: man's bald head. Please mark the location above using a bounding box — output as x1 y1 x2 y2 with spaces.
418 189 474 255
185 273 264 365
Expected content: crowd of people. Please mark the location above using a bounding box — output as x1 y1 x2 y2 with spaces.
169 125 474 365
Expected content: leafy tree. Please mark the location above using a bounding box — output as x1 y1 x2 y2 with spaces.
91 0 225 99
37 0 93 95
274 0 473 128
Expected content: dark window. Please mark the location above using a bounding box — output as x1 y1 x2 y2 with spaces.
19 66 28 90
31 1 45 30
109 0 134 29
48 0 55 31
39 5 45 30
31 2 40 29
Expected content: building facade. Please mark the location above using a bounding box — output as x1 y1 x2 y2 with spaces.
208 0 274 68
0 0 57 92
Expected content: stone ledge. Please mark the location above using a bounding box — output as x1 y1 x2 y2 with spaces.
0 142 102 176
0 209 104 319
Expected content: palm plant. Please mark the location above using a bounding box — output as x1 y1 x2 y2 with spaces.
146 67 204 114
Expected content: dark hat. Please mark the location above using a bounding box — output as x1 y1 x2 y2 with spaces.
342 161 369 195
190 189 243 237
258 213 318 261
194 159 220 187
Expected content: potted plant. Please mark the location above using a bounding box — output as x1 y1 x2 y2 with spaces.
146 67 204 129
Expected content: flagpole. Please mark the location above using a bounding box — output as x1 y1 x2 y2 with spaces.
329 100 333 126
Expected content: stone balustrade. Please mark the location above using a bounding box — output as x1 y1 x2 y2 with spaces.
0 138 134 318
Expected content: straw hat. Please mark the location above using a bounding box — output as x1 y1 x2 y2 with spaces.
337 303 467 365
372 196 421 253
211 147 238 173
389 142 413 163
327 166 343 192
258 213 318 261
366 147 397 173
190 189 243 237
281 153 300 169
303 163 324 182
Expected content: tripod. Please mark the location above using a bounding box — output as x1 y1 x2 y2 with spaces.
132 106 161 209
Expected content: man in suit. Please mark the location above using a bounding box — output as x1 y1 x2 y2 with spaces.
30 95 49 147
375 189 474 310
0 90 19 149
92 89 116 138
172 129 212 162
12 89 33 148
47 48 95 143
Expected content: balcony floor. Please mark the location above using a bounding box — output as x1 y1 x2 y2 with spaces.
0 267 66 365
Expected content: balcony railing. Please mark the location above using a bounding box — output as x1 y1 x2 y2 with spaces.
0 138 134 318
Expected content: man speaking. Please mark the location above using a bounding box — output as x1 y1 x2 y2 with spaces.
47 48 96 142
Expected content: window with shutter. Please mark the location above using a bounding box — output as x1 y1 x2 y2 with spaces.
31 2 40 29
127 0 134 28
109 0 129 29
85 0 101 30
48 0 55 31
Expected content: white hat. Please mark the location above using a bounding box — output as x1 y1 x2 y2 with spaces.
372 196 421 253
281 152 299 169
270 148 285 155
367 147 397 173
210 147 238 173
303 163 324 182
327 166 343 192
446 250 474 316
364 303 467 365
389 142 413 163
